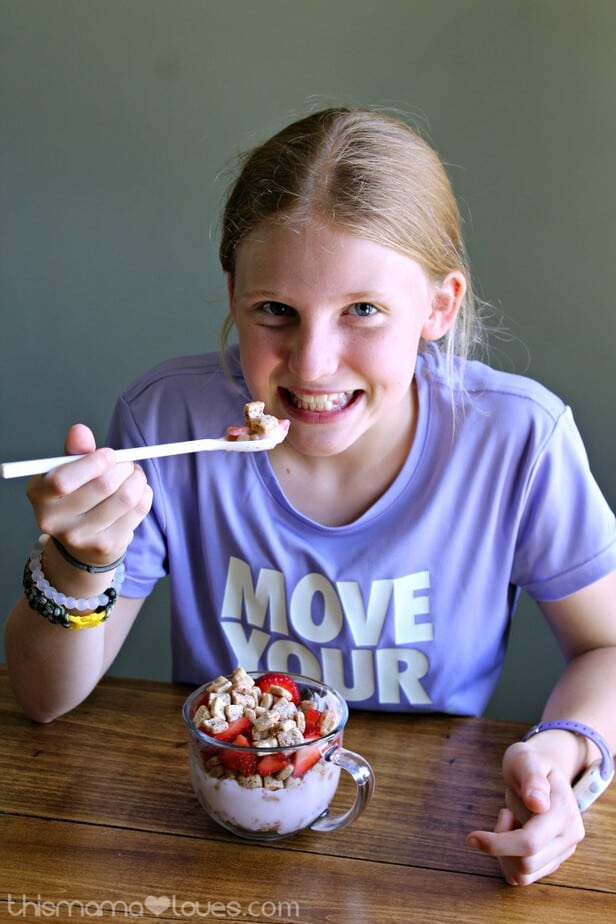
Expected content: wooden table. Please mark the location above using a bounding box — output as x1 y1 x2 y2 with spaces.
1 665 615 922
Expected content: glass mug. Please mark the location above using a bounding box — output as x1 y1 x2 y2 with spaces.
183 671 375 840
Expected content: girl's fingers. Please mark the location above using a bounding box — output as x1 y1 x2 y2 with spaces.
85 471 154 540
510 844 578 887
64 423 97 456
494 807 517 833
72 486 154 562
27 448 118 505
29 459 152 565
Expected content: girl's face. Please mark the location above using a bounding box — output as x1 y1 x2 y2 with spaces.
228 219 463 461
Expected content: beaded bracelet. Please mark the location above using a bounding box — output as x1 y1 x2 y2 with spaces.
23 535 125 630
522 720 615 812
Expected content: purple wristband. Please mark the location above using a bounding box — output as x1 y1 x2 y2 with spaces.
522 720 614 782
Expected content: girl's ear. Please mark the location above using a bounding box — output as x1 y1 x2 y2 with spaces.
422 271 467 341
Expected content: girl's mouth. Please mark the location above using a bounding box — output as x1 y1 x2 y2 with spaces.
280 388 360 417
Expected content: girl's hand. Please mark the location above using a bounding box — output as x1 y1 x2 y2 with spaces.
466 741 585 885
26 423 153 568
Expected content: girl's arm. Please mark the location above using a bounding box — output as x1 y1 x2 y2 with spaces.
4 591 145 723
467 569 616 885
4 423 153 722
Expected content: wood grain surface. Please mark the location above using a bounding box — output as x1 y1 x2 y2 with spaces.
2 666 615 922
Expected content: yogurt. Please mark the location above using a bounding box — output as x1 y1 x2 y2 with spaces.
189 749 341 837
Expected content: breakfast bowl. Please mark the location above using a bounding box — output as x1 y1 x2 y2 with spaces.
183 668 375 840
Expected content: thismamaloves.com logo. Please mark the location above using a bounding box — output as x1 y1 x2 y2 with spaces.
6 894 301 918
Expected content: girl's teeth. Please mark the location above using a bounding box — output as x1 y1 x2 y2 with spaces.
290 391 354 412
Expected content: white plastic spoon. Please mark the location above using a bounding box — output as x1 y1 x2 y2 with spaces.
0 422 290 479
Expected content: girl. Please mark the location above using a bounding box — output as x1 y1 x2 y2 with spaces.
5 107 616 886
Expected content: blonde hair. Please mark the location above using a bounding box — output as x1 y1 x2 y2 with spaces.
219 107 483 376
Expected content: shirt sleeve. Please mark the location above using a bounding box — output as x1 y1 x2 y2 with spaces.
512 406 616 600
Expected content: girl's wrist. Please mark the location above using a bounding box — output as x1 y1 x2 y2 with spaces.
41 537 116 599
50 535 126 574
23 535 125 630
518 727 589 782
522 721 615 812
521 720 613 785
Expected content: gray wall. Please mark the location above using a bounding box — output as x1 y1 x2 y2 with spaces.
1 0 614 721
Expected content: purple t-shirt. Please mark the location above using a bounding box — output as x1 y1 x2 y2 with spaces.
106 345 616 715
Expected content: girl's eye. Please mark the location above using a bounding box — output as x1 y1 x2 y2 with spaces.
260 301 294 317
348 302 378 317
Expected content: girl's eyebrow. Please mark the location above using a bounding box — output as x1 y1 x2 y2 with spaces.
238 289 285 300
239 287 390 302
341 291 389 302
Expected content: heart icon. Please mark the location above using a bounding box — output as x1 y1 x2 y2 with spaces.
144 895 171 916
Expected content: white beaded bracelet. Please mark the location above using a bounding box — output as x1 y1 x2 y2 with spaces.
30 534 125 610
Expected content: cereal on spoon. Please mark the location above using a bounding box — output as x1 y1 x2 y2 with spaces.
225 402 290 443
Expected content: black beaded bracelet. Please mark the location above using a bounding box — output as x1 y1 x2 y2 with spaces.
51 536 126 574
23 561 118 628
22 536 125 630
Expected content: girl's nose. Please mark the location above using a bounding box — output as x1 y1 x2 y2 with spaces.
287 320 339 382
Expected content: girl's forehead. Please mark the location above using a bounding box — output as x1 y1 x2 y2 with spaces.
234 220 432 299
237 218 407 266
237 215 336 251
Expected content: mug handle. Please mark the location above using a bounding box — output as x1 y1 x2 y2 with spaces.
309 744 375 832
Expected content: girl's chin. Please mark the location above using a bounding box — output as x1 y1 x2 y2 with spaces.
283 422 374 460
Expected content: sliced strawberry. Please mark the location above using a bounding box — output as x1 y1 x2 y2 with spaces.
256 752 291 777
302 707 322 735
230 733 252 747
292 734 323 778
220 734 258 775
225 425 251 441
256 672 301 705
211 716 252 742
